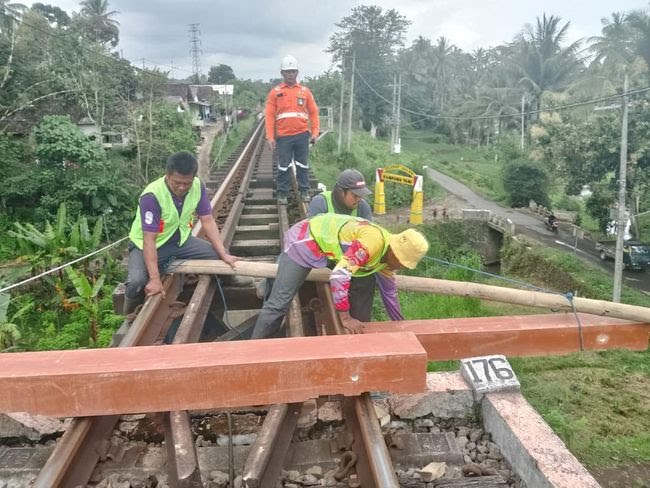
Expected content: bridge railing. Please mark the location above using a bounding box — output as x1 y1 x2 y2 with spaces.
462 209 515 234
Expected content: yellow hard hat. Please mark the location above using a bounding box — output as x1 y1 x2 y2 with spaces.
388 229 429 269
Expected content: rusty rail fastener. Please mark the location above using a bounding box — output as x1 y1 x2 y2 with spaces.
334 450 358 481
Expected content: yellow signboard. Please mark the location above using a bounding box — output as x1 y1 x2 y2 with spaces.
383 173 414 185
374 165 424 224
384 164 415 177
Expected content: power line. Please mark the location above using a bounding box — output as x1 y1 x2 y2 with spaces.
5 12 167 79
354 67 650 121
143 58 194 76
0 237 129 294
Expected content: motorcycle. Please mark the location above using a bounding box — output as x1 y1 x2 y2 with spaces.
544 217 559 233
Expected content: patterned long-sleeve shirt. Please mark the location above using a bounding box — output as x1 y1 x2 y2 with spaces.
283 219 403 320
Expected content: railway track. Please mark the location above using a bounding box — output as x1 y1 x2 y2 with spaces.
29 120 402 487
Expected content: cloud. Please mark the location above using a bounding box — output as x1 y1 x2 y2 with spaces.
23 0 648 80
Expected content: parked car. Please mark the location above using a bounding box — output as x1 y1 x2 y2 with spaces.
595 240 650 271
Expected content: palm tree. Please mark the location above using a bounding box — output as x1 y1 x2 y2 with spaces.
581 12 648 97
510 14 583 115
588 13 636 77
78 0 119 47
431 36 458 112
627 8 650 71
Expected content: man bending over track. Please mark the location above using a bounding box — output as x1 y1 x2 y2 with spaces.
251 214 429 339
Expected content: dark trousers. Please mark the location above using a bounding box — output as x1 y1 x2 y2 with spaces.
348 273 376 322
276 131 310 194
251 252 311 339
252 255 377 339
125 236 218 301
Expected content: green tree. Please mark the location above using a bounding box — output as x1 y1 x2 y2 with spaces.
534 112 621 194
233 78 268 111
1 116 135 228
589 12 636 76
303 71 341 112
30 3 70 28
1 7 73 133
502 162 550 207
509 14 582 116
327 5 410 134
207 63 235 84
8 202 104 277
586 183 616 232
130 101 197 183
0 0 26 33
627 8 650 73
76 0 119 47
0 267 27 351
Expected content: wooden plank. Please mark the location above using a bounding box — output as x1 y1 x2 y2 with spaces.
167 260 650 324
0 332 426 418
363 313 649 360
231 239 280 248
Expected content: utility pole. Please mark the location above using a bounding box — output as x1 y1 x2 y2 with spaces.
613 73 629 303
337 60 345 154
188 23 202 84
141 58 145 70
520 94 525 150
390 74 397 152
346 52 356 151
395 73 402 153
170 60 175 80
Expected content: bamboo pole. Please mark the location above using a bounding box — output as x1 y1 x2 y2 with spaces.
167 260 650 324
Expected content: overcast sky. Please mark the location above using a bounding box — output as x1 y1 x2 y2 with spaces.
24 0 649 80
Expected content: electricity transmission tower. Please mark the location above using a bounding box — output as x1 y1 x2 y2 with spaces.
188 24 202 83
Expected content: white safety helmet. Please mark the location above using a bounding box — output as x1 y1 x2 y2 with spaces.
280 55 299 71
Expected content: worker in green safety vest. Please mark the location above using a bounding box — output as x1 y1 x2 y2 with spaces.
251 213 429 338
124 151 238 315
307 169 376 322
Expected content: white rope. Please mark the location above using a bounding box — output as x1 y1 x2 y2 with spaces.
0 236 129 294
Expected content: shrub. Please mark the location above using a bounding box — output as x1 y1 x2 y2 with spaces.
502 162 550 207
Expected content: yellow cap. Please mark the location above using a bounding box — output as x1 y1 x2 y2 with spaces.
388 229 429 269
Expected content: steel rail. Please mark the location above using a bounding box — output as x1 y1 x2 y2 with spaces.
164 121 267 487
34 118 402 486
241 149 312 486
34 121 266 488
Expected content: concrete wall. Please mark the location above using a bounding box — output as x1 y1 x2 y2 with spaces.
460 220 503 265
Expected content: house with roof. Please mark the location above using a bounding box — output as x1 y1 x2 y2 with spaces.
164 83 234 127
76 117 131 149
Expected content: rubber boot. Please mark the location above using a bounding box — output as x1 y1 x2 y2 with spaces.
122 295 143 316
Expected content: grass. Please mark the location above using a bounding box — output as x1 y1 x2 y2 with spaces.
399 130 509 203
210 116 256 168
312 129 649 471
423 237 650 469
310 131 445 205
511 350 650 468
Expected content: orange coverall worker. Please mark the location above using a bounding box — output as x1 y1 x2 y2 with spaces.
265 82 319 196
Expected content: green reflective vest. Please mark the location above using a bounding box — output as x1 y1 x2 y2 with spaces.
129 176 202 250
322 191 358 217
308 214 390 276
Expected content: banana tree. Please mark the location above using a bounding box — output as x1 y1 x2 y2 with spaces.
65 266 105 346
0 291 20 350
9 202 104 277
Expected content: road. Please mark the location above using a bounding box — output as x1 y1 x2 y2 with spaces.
425 167 650 294
197 121 225 180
